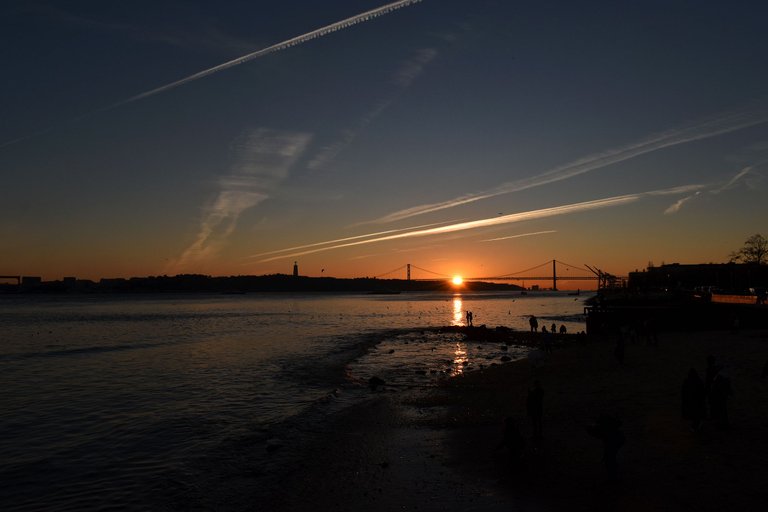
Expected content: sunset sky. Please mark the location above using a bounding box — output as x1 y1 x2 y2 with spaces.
2 0 768 283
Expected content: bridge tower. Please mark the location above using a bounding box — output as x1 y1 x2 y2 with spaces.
407 263 411 281
552 259 557 291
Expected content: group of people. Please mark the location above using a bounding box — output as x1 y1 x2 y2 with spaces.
497 380 625 480
681 355 733 431
497 380 544 465
528 315 567 335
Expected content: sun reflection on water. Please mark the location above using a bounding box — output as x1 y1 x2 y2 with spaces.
452 295 463 326
452 342 468 376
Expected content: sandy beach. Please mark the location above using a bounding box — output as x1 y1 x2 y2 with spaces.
262 327 768 511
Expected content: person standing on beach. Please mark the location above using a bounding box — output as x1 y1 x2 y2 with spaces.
681 368 705 431
529 315 538 332
710 370 732 430
614 332 625 365
543 329 553 353
497 417 525 467
587 414 625 480
704 355 719 417
527 380 544 442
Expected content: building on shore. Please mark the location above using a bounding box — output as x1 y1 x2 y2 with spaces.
628 263 768 293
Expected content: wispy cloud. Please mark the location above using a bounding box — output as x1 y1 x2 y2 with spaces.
483 230 557 242
393 48 438 87
172 128 311 271
90 0 425 113
711 164 757 194
247 220 457 259
1 0 424 150
39 5 257 53
257 184 703 262
664 161 766 214
664 193 700 215
307 47 438 171
364 108 768 225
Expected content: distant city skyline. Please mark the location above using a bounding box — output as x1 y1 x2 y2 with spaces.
2 0 767 281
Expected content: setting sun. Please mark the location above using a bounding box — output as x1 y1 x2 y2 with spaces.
451 275 464 286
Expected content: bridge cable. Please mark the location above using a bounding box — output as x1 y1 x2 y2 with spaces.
373 265 406 279
409 265 451 278
554 259 593 274
494 260 553 278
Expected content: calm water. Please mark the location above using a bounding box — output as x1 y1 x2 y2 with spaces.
0 291 590 510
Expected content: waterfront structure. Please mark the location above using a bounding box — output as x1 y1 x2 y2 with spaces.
628 263 768 293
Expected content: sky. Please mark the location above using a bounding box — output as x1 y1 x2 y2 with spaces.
2 0 768 285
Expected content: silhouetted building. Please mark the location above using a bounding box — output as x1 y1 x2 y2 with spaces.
628 263 768 293
293 261 299 277
21 276 42 286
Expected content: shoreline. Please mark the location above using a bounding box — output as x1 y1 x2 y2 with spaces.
258 327 768 511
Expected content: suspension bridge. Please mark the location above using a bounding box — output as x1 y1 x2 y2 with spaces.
371 260 625 290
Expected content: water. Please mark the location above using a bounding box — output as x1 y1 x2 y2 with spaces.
0 291 590 510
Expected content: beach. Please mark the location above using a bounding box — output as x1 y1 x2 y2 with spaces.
261 328 768 511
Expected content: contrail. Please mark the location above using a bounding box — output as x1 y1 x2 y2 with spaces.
482 230 557 242
1 0 424 149
664 160 768 214
246 219 457 259
365 107 768 225
257 184 704 262
103 0 423 111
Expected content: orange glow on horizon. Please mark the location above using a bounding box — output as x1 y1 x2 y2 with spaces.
451 275 464 286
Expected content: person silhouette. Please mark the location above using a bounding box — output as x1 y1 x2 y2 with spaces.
497 416 525 467
710 369 732 430
587 414 625 480
704 355 720 417
527 381 544 442
614 333 625 365
681 368 705 431
529 315 539 332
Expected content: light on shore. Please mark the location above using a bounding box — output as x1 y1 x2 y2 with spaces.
452 275 464 286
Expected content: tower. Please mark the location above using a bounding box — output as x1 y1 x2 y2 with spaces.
552 259 557 291
293 261 298 277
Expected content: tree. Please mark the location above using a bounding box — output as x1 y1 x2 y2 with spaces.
729 234 768 264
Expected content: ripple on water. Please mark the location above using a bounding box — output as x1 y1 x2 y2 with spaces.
347 329 530 389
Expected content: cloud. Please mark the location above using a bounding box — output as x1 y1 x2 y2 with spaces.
248 220 457 258
664 193 700 215
307 47 438 171
482 230 557 242
257 184 704 262
39 5 257 54
172 128 311 270
363 108 768 225
96 0 425 113
393 48 438 87
664 162 766 214
711 164 757 194
1 0 424 150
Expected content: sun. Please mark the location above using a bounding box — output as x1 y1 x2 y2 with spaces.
452 275 464 286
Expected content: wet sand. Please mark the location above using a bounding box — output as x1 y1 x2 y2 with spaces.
264 329 768 511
